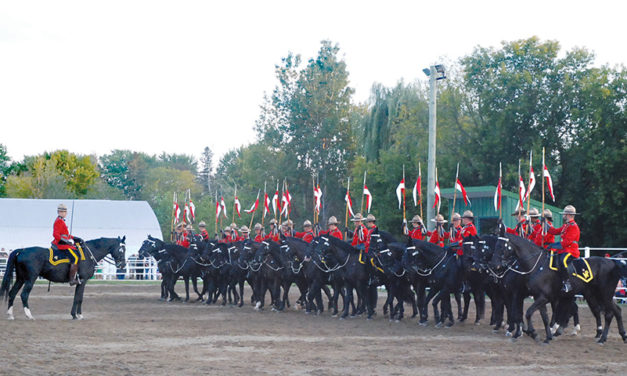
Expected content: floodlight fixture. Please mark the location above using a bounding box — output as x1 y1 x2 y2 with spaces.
422 68 431 76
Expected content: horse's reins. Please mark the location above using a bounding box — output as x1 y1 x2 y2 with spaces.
409 247 449 277
496 236 544 275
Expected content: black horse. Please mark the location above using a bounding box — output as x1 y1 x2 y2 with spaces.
138 237 179 301
1 237 127 320
250 240 284 311
491 232 627 344
315 235 372 319
368 229 418 321
403 239 462 327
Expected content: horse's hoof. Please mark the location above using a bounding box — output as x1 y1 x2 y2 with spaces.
492 329 500 334
435 322 443 328
474 321 481 326
24 308 34 320
505 331 512 337
76 314 84 320
339 316 346 320
597 339 606 345
445 322 454 328
418 320 428 327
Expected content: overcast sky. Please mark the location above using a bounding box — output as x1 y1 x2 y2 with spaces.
1 0 625 164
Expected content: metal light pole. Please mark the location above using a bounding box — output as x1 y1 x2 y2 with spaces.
423 65 446 230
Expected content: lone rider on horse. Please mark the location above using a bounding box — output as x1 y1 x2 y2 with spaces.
52 203 83 285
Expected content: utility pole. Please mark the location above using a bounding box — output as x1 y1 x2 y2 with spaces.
423 64 446 230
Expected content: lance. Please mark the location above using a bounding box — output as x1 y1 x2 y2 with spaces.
278 179 284 226
499 162 502 220
249 189 260 229
419 161 423 220
316 174 320 227
214 190 218 237
541 147 546 247
170 191 176 242
274 180 279 223
312 175 316 227
525 151 533 236
286 179 290 223
232 184 237 224
518 159 522 218
262 181 267 227
450 163 459 241
402 165 407 235
360 170 367 214
345 177 350 238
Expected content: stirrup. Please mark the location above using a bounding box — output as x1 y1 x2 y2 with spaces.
561 281 571 293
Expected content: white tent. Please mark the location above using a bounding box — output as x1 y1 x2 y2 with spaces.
0 198 163 260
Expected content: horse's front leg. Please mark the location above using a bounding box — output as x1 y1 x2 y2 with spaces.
524 296 548 341
72 282 87 320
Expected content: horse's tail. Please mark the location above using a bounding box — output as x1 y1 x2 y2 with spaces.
0 250 18 301
614 258 627 278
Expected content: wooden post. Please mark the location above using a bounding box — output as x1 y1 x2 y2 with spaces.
541 148 546 247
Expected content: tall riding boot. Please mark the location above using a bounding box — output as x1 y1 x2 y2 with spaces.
69 264 79 286
559 254 571 293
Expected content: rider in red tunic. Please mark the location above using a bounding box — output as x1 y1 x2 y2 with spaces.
364 214 378 253
263 219 281 243
527 208 542 242
198 221 210 241
253 223 264 242
408 215 427 240
506 209 529 237
350 213 368 250
319 216 343 240
547 205 581 292
237 226 250 241
533 209 556 247
428 214 449 247
295 220 315 243
448 213 463 255
52 204 82 285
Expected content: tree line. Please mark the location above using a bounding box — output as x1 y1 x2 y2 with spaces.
1 37 624 246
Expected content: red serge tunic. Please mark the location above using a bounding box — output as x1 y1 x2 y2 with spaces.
52 216 75 250
548 219 580 258
409 228 425 240
320 228 344 240
295 230 315 243
351 225 367 248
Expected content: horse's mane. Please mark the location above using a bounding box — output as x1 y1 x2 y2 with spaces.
505 233 543 254
324 235 358 253
377 230 398 244
411 239 448 254
286 236 308 247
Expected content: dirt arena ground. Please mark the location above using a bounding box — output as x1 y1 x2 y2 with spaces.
1 282 626 376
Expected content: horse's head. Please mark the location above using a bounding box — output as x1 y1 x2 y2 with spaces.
489 235 515 272
139 235 162 259
112 236 127 269
238 241 256 267
252 241 271 268
471 236 496 270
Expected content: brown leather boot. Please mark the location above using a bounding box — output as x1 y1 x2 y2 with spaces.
69 264 79 286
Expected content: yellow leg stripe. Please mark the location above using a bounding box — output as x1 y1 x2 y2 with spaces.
563 253 571 268
67 249 79 264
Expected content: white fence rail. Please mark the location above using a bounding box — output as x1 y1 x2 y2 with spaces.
0 255 161 281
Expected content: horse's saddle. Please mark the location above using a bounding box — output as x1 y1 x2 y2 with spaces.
48 244 86 266
549 252 593 283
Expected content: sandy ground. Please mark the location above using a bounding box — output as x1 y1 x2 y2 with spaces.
1 283 626 376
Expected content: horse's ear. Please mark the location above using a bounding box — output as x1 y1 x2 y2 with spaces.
148 234 154 240
497 219 505 237
122 235 126 242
